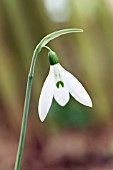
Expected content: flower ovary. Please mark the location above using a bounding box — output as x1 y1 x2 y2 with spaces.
48 51 59 65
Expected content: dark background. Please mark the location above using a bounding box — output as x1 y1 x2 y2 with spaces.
0 0 113 169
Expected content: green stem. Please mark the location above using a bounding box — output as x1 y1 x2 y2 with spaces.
14 75 32 170
14 45 41 170
14 28 83 170
43 45 52 51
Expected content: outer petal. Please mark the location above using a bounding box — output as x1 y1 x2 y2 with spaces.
54 84 70 106
59 64 92 107
38 68 54 122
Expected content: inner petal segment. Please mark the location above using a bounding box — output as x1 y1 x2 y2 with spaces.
54 84 70 106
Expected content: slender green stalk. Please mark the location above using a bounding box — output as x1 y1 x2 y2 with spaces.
43 45 51 51
14 28 83 170
14 75 32 170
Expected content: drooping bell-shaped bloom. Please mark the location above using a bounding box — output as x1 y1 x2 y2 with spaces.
38 50 92 122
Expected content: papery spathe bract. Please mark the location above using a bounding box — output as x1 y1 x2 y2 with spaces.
38 63 92 122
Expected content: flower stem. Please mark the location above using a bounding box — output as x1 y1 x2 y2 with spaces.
43 45 52 51
14 28 83 170
14 45 41 170
14 75 33 170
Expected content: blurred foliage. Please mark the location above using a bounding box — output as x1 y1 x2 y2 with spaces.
0 0 113 132
47 97 91 130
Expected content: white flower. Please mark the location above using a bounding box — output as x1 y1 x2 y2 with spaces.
38 63 92 122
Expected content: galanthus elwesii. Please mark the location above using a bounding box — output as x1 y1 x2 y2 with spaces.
38 50 92 122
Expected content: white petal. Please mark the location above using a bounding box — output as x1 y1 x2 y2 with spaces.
59 64 92 107
54 84 70 106
38 68 54 122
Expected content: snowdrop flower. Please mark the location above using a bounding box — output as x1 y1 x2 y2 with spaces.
38 50 92 122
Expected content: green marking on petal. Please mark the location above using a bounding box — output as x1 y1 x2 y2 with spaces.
56 81 64 88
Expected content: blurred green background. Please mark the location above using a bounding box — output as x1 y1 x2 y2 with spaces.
0 0 113 169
